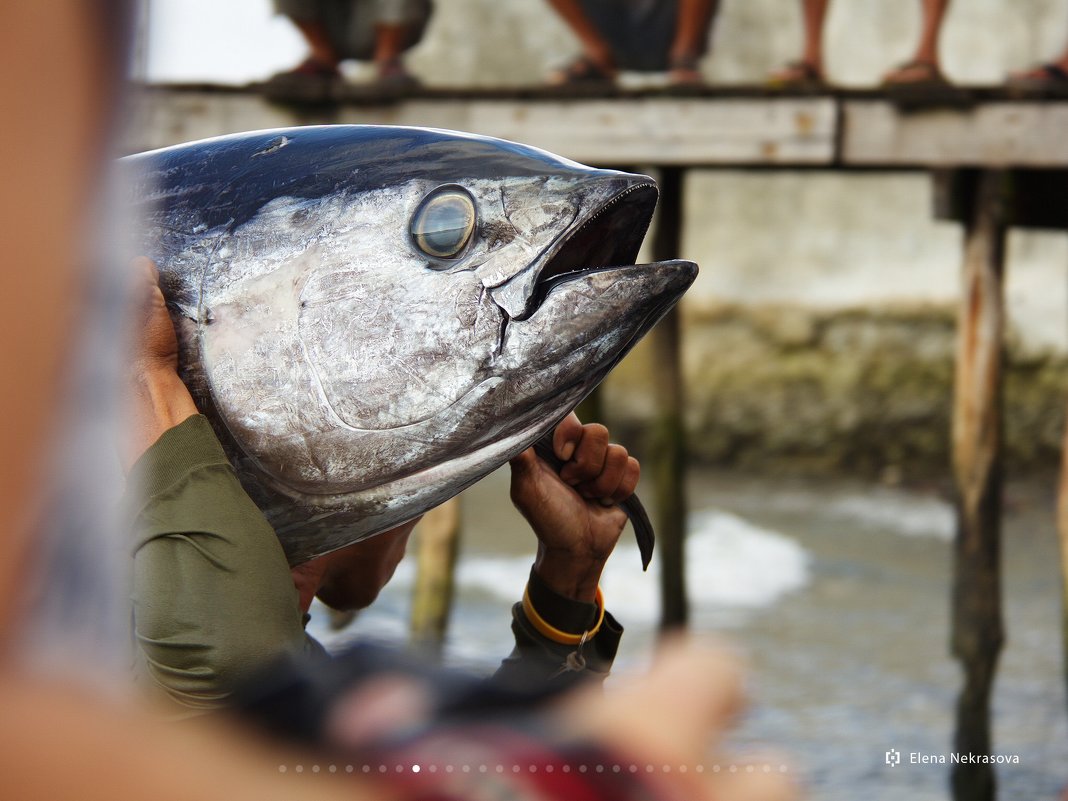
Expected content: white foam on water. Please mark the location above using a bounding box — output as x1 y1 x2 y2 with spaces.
440 509 809 624
764 486 955 540
309 509 809 655
825 491 954 539
601 509 810 625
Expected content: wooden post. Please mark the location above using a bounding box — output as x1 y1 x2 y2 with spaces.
409 498 462 659
950 170 1008 801
650 166 689 629
1058 405 1068 709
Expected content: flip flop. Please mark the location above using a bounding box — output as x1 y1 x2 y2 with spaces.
1006 62 1068 93
881 60 948 87
546 55 617 88
261 58 340 104
767 60 825 89
668 53 704 87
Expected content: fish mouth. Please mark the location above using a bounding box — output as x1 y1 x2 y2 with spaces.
523 181 660 318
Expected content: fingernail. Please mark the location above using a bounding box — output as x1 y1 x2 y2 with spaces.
560 441 576 461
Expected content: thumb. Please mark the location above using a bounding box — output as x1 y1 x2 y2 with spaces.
509 446 538 478
508 447 543 510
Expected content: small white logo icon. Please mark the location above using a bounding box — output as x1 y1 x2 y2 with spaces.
885 749 901 767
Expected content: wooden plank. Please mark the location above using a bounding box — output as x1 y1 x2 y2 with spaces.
461 98 836 166
129 87 1068 168
949 169 1007 801
126 90 836 166
844 101 1068 167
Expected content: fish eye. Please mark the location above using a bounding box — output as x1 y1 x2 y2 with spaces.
410 185 476 261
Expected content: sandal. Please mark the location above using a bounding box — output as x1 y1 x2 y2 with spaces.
767 60 824 89
262 57 340 103
881 59 947 87
269 57 341 81
1007 62 1068 92
668 53 704 86
547 55 617 88
375 59 421 91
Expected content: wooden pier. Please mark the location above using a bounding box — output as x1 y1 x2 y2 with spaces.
129 84 1068 169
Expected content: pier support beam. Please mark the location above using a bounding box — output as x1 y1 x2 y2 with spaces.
949 170 1008 801
650 166 689 629
1058 413 1068 714
410 498 462 659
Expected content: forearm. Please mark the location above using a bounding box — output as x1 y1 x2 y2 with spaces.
124 362 198 471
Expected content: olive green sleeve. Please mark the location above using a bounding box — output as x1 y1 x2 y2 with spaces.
495 569 622 690
129 415 308 710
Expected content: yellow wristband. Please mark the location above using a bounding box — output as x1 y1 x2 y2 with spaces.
522 583 605 646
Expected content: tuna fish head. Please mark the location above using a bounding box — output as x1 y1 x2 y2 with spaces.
127 125 697 563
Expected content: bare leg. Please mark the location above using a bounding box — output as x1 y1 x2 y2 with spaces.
291 18 340 71
544 0 616 78
914 0 950 66
668 0 717 84
373 23 417 83
800 0 829 75
768 0 828 84
883 0 950 83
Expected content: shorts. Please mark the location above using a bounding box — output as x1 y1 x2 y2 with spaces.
274 0 434 61
577 0 710 72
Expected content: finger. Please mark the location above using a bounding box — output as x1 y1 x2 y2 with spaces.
559 423 609 485
611 456 640 503
552 412 583 462
575 443 629 500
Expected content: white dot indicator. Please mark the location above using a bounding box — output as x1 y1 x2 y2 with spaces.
412 765 421 774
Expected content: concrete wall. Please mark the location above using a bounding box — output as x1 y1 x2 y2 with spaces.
593 168 1068 475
